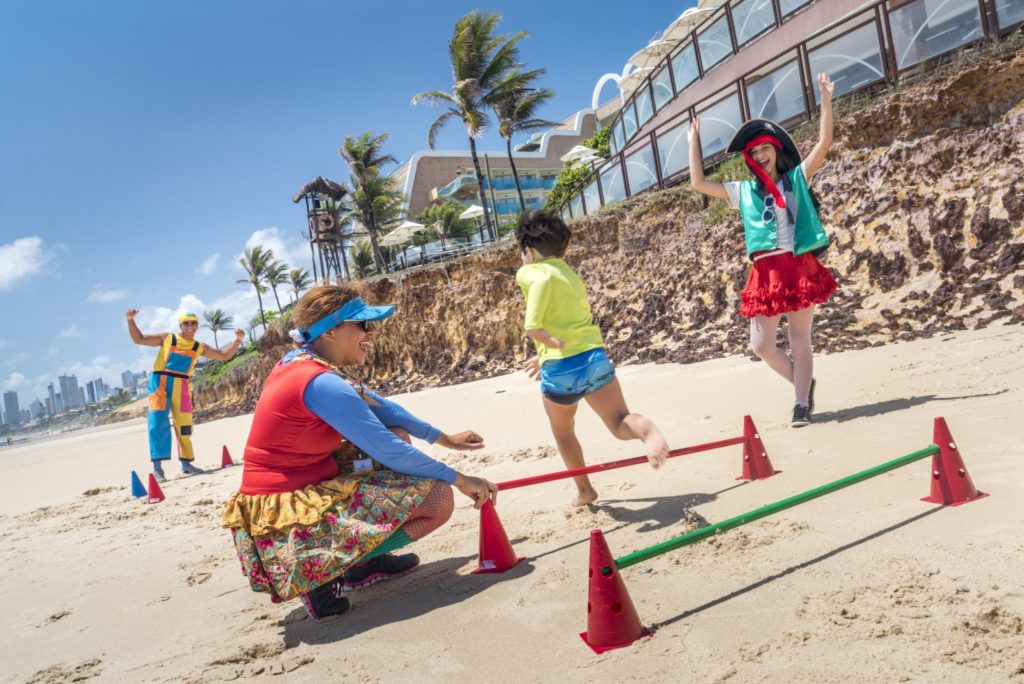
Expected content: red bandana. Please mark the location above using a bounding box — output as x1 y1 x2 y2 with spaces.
742 134 786 209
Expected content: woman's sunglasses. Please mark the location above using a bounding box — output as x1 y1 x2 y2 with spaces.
762 194 776 223
346 320 377 332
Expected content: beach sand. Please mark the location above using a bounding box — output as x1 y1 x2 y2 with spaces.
2 324 1022 683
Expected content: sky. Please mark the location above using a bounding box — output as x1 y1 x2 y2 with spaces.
0 0 694 412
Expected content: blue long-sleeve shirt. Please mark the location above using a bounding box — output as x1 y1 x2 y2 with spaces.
303 371 457 484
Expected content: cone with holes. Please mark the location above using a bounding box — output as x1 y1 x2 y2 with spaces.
738 415 777 480
921 417 987 506
147 473 165 504
471 500 524 574
130 471 147 498
221 445 235 468
580 529 649 653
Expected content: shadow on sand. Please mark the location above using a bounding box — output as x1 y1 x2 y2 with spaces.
812 390 1007 424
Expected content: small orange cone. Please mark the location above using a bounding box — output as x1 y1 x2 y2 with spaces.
921 417 987 506
580 529 650 653
738 415 778 481
471 500 524 574
147 473 165 504
221 446 235 468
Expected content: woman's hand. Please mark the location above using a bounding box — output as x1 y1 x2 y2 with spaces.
687 117 700 147
438 431 485 451
523 355 541 381
818 73 834 108
125 308 138 321
454 473 498 509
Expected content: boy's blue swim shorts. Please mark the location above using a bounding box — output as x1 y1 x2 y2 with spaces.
539 348 615 405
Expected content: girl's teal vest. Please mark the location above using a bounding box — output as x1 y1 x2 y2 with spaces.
739 165 829 259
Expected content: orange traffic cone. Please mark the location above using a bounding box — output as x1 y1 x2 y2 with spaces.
221 446 235 468
921 417 987 506
147 473 165 504
580 529 649 653
738 415 777 481
471 500 524 574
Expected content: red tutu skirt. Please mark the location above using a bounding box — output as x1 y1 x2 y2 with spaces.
739 251 838 318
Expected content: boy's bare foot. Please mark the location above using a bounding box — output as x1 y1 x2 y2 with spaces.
572 488 599 507
644 435 670 469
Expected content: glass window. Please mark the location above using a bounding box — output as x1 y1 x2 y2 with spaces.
996 0 1024 27
570 193 584 219
779 0 811 17
671 42 699 92
599 160 626 205
611 118 625 154
732 0 775 45
697 92 742 159
561 205 571 221
625 144 658 194
697 14 733 73
889 0 984 71
623 101 638 140
583 180 601 214
636 85 654 127
652 65 673 111
746 56 806 122
808 22 885 103
656 119 691 179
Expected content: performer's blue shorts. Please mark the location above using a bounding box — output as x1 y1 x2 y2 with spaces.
540 348 615 405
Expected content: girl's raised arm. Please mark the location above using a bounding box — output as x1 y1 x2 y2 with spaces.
803 74 835 178
688 117 730 201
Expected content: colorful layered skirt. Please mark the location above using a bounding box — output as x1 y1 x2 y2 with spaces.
221 443 434 602
739 251 838 318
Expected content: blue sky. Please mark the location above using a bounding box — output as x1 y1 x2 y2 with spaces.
0 0 692 411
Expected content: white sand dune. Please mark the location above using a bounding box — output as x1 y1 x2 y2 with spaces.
1 324 1021 682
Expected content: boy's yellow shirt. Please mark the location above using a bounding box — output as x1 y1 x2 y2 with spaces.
516 258 604 365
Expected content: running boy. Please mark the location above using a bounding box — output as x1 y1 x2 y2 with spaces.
515 210 670 507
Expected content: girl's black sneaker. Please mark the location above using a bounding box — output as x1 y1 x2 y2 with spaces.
791 404 811 427
301 579 352 622
342 553 420 592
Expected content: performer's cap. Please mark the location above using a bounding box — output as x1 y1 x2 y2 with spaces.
727 119 801 161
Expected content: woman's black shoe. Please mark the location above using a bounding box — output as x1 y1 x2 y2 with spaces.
301 579 352 622
791 404 811 427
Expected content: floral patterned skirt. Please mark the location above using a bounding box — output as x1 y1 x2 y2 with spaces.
223 455 434 602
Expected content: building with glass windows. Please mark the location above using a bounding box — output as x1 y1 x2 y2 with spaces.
393 105 619 222
561 0 1022 220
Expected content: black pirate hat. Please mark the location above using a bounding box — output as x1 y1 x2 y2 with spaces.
727 119 800 161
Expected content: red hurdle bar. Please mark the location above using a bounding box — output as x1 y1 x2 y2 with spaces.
497 436 745 491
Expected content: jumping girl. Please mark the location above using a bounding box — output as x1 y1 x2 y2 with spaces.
688 74 838 426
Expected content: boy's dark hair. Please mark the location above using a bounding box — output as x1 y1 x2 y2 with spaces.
515 210 572 258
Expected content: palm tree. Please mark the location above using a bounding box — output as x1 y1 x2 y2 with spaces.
344 174 404 274
247 312 264 340
419 201 476 250
350 241 375 279
265 259 289 312
237 246 271 329
289 267 312 302
411 11 536 242
202 309 233 348
493 79 558 211
339 132 398 273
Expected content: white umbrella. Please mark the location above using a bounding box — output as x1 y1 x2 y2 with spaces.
380 224 416 247
663 7 716 42
618 67 655 94
627 40 676 69
560 145 600 163
459 205 484 220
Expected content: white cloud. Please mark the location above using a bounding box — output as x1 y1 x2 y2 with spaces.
195 253 220 276
241 227 309 272
59 324 83 338
0 236 50 290
1 372 28 393
87 285 127 303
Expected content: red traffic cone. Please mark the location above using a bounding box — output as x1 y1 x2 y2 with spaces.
921 417 987 506
147 473 165 504
471 500 524 574
221 445 235 468
737 415 777 481
580 529 650 653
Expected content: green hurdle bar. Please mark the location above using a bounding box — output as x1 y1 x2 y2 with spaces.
615 445 940 570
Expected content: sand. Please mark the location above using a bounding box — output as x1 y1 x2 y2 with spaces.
1 323 1022 683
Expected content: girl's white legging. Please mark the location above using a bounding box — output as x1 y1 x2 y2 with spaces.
749 305 815 406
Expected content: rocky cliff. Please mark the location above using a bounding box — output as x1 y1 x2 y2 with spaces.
192 42 1024 422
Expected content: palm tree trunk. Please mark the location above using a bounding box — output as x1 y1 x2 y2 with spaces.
271 286 282 313
506 136 526 211
367 214 387 274
468 138 496 241
255 289 266 329
213 330 220 348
